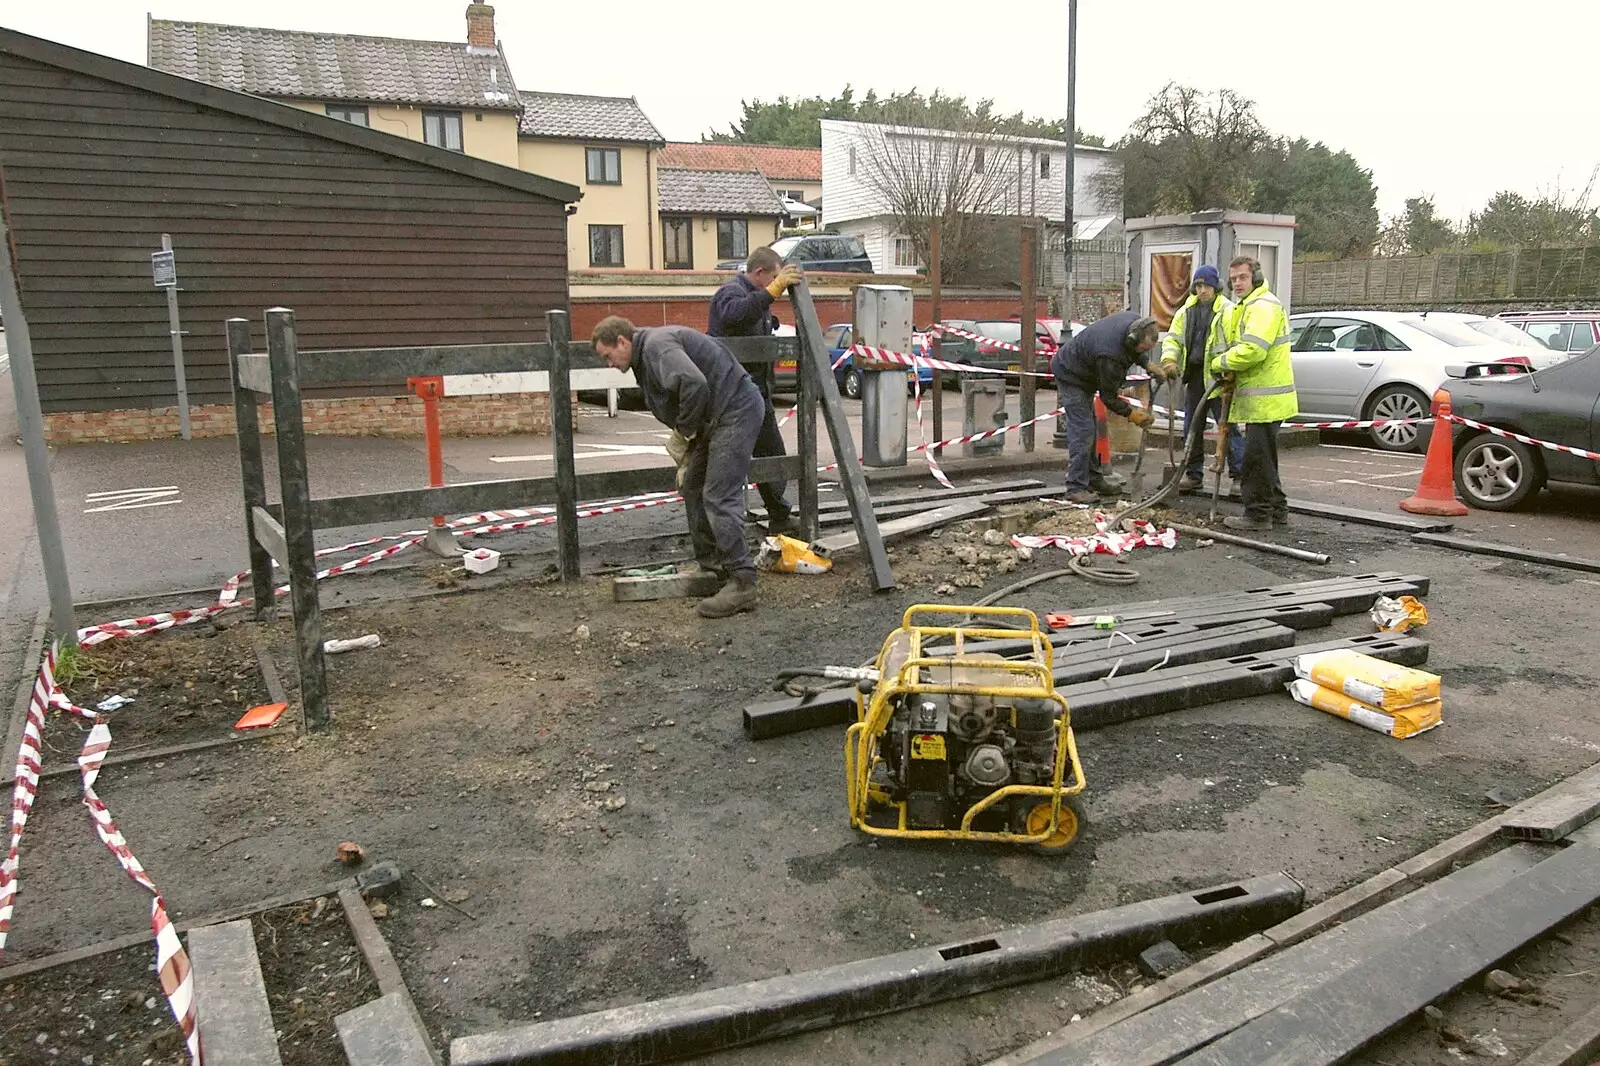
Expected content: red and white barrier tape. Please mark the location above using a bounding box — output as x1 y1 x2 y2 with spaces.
1 643 200 1061
1446 414 1600 462
1011 512 1179 557
910 364 953 489
933 323 1023 352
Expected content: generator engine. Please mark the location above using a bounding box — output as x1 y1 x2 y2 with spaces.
875 688 1059 832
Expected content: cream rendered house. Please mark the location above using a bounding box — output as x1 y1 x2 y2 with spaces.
517 92 665 271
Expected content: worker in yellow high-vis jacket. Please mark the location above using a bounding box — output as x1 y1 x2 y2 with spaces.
1206 256 1299 532
1158 264 1239 493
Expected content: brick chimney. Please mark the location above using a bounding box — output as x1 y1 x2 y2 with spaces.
465 3 496 49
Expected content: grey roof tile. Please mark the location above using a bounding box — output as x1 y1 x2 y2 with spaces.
657 168 786 216
148 19 520 110
517 91 664 144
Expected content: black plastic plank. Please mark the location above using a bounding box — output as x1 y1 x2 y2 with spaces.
1065 633 1430 733
756 477 1047 519
1285 499 1455 533
1500 762 1600 842
1173 843 1600 1066
812 499 991 556
1050 621 1298 686
337 992 436 1066
1032 844 1552 1066
812 486 1066 528
449 874 1304 1066
1412 533 1600 575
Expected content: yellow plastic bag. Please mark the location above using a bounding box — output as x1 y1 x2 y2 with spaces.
1370 594 1429 633
1288 679 1442 739
755 534 833 575
1293 649 1441 710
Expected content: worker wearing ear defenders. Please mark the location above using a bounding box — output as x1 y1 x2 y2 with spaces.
1207 256 1299 531
1050 310 1161 505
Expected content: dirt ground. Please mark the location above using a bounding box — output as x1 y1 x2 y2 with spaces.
5 505 1600 1063
0 896 372 1066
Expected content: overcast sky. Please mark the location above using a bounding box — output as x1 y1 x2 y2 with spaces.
6 1 1594 223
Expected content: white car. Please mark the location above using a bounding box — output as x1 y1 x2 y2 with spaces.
1285 310 1566 451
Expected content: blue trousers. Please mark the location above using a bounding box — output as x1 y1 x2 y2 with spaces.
1059 384 1110 492
1183 375 1244 479
682 381 765 580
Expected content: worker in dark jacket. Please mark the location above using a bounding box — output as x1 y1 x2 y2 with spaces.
591 316 765 618
708 246 803 537
1050 310 1160 504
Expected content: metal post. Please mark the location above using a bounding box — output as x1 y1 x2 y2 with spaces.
161 235 192 440
264 307 329 731
409 376 461 557
0 203 75 642
1020 223 1038 452
1061 0 1078 325
226 318 276 618
546 310 580 581
929 224 944 457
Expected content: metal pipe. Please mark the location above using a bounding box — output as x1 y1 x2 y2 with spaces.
1170 522 1330 565
0 196 75 642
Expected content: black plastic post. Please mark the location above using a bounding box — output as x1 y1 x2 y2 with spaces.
264 308 329 731
796 334 820 542
546 310 580 581
226 318 276 618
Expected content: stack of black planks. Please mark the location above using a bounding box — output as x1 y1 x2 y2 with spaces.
743 572 1431 741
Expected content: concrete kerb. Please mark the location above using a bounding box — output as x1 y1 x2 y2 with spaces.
987 760 1600 1065
1 604 49 802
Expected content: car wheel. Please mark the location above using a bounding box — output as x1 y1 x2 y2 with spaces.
842 368 863 400
1454 433 1543 511
1364 385 1430 451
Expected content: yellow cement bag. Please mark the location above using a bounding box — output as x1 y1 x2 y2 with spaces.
755 534 832 575
1370 594 1429 633
1288 679 1442 739
1293 649 1441 711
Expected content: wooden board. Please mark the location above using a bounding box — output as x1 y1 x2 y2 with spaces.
612 570 722 602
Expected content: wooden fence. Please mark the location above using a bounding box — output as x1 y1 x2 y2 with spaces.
1294 246 1600 308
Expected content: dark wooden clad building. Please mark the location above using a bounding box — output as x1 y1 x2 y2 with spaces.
0 28 579 441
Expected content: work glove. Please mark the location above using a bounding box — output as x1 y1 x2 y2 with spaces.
766 264 803 298
665 430 694 488
1127 408 1155 428
1159 361 1180 381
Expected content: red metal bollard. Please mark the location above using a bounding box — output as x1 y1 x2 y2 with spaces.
407 375 463 556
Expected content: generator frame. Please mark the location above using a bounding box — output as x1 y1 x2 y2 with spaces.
845 605 1087 848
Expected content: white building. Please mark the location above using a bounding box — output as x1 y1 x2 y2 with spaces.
819 117 1123 276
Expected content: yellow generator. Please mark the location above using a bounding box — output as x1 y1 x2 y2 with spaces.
845 606 1086 852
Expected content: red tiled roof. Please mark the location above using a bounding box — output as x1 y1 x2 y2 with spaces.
658 142 820 181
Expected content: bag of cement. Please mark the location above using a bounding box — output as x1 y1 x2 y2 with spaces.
755 534 832 575
1370 594 1429 633
1293 648 1440 710
1288 679 1442 739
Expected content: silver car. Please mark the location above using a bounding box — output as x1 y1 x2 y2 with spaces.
1286 310 1566 451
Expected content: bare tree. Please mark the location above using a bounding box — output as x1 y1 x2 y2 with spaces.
853 115 1020 282
1111 83 1269 215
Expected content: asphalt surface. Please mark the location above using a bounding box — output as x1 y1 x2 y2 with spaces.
1 369 1598 703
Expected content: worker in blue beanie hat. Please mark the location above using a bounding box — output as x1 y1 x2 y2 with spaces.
1158 264 1242 491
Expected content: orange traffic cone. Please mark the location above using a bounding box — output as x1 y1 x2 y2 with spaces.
1092 395 1112 465
1400 392 1468 517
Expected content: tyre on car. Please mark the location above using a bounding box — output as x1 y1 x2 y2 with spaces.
1453 432 1544 510
842 367 863 400
1364 384 1431 452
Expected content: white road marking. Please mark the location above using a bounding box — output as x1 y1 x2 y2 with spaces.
1334 479 1410 492
84 486 182 512
489 443 668 464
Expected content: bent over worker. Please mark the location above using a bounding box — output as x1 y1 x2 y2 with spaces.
591 317 765 618
1159 264 1243 493
708 246 803 537
1050 310 1160 505
1207 256 1299 531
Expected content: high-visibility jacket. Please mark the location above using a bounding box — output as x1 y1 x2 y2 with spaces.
1160 292 1232 378
1209 283 1299 424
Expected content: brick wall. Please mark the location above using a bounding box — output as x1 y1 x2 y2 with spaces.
44 393 557 444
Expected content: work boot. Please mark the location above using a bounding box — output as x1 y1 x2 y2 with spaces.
766 512 801 538
1063 488 1101 506
1272 511 1289 527
1177 473 1204 493
696 574 758 618
1089 475 1124 497
1223 515 1274 532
